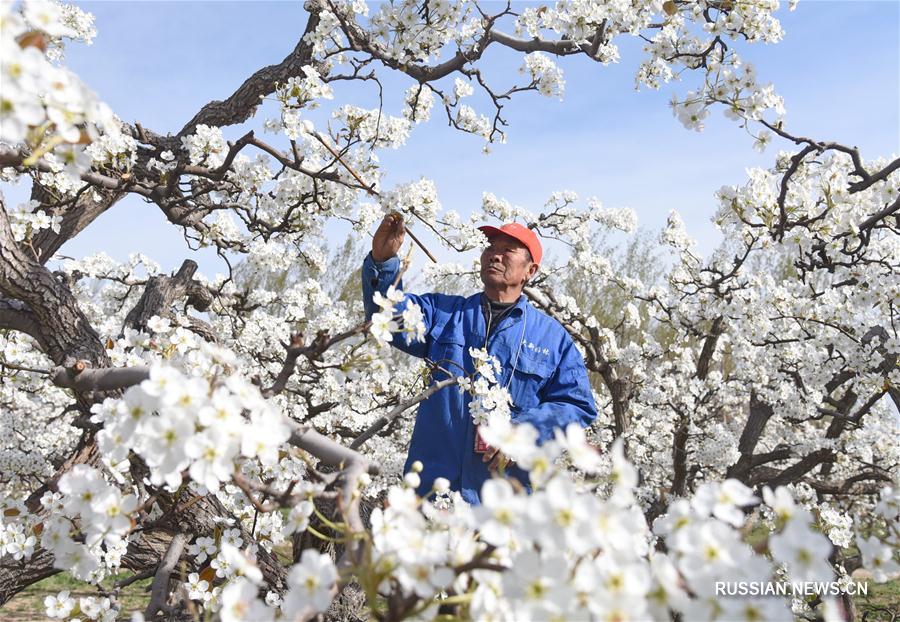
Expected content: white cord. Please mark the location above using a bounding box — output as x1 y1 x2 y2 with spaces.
483 297 528 391
505 310 527 390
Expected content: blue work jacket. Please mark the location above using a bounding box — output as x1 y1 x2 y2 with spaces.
362 253 597 504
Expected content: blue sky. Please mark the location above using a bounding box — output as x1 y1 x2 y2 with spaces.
4 1 898 278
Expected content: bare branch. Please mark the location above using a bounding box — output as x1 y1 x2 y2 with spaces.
850 193 900 236
671 414 689 496
263 333 306 398
750 449 835 488
287 421 376 564
807 470 892 496
144 532 187 619
262 321 372 398
177 12 322 136
123 259 213 338
50 363 150 392
350 376 461 449
695 317 723 381
847 156 900 193
726 393 776 482
181 133 347 185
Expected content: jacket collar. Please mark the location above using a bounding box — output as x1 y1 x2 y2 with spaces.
478 292 528 317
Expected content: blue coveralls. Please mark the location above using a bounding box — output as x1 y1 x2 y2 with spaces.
362 253 597 504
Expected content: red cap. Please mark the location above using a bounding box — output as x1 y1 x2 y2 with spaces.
478 222 542 264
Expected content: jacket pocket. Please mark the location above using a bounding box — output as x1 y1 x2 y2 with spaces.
509 350 551 410
430 334 465 380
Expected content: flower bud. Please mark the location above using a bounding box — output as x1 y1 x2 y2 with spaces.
410 460 424 473
433 477 450 494
404 472 421 489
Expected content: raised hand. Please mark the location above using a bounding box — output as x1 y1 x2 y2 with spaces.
372 212 406 262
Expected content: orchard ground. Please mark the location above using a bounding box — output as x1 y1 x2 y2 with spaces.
5 574 899 621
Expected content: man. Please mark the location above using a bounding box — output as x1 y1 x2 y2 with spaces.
361 213 597 504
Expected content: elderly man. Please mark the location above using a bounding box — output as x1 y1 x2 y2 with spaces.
361 213 597 504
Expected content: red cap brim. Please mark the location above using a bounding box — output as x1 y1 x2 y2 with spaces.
477 225 541 264
477 225 503 238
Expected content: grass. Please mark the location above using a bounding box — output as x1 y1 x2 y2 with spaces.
2 566 897 621
2 571 151 621
2 541 296 621
740 518 900 620
856 577 900 621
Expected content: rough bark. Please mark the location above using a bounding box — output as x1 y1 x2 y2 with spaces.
0 546 58 606
670 415 690 497
726 393 775 482
177 11 321 136
145 533 188 619
29 182 125 264
0 197 109 366
0 297 46 348
122 259 212 334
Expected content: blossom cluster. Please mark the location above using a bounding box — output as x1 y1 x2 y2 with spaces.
181 124 228 168
1 1 116 172
90 364 290 493
365 0 473 65
369 285 426 346
520 52 566 99
378 178 441 222
5 198 61 241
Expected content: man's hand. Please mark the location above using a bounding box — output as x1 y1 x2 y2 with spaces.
483 446 513 473
372 212 406 262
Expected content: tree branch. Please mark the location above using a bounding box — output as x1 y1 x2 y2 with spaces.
0 195 109 367
0 146 146 196
350 376 460 449
286 422 376 565
122 259 213 337
320 0 598 86
263 321 371 398
50 363 151 393
750 449 834 488
0 297 46 348
177 11 322 136
144 532 187 619
28 181 125 264
726 393 775 482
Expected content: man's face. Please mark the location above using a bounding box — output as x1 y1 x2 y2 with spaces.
479 233 537 291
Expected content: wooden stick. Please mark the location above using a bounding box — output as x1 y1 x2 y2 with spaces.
312 131 377 195
402 227 438 263
313 131 438 264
